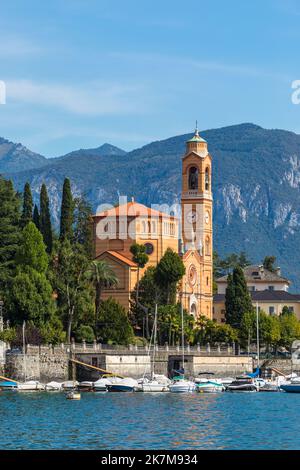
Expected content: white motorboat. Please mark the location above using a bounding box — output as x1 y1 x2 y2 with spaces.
142 376 170 392
62 380 79 391
169 378 196 393
107 377 138 392
196 380 225 393
45 381 63 391
17 380 45 391
78 381 93 392
254 378 266 389
93 378 111 391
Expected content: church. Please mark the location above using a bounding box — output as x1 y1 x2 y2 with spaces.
92 127 213 319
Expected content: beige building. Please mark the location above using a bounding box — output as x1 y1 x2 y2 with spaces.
213 265 300 323
92 127 214 319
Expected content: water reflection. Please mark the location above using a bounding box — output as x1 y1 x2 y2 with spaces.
0 392 300 449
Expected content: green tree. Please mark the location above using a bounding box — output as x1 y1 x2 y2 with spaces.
225 266 253 328
240 310 256 350
75 325 95 343
155 248 185 304
130 243 149 303
73 196 93 256
60 178 74 241
96 297 134 345
130 266 158 333
52 239 93 342
6 223 64 343
279 311 300 349
263 256 277 272
130 243 149 335
40 184 52 254
0 178 21 291
240 310 281 351
16 222 48 273
85 260 118 317
157 304 194 346
202 322 238 344
33 204 40 230
20 182 33 228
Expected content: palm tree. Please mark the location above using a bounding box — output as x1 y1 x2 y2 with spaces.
86 260 118 315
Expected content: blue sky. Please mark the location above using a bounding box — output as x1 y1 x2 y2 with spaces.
0 0 300 157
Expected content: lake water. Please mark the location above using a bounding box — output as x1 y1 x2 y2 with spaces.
0 391 300 450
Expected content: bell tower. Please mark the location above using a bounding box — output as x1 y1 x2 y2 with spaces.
180 125 213 319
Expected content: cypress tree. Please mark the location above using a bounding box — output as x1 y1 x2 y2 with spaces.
39 184 52 254
33 204 40 230
20 182 33 228
60 178 73 241
225 266 253 328
0 177 21 289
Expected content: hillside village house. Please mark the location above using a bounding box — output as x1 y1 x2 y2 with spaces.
92 127 213 319
213 265 300 322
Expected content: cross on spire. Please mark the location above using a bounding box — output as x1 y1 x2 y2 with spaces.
195 120 199 137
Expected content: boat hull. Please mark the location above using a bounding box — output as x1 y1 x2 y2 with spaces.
142 383 169 392
280 384 300 393
226 385 257 392
169 382 196 393
106 385 134 392
197 384 225 393
0 381 18 390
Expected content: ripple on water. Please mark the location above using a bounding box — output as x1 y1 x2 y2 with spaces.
1 392 300 449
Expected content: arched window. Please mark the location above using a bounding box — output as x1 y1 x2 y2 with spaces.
188 166 198 190
205 167 210 191
148 221 151 234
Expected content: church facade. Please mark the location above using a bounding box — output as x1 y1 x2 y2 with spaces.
92 128 213 319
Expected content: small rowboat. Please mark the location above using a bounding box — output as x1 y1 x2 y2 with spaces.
66 391 81 400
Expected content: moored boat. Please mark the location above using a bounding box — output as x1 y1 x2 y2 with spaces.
17 381 45 391
141 377 170 392
280 377 300 393
66 391 81 400
45 381 63 391
0 380 18 390
226 376 257 392
196 380 225 393
62 380 79 391
258 382 279 392
78 381 93 392
107 377 137 392
169 377 196 393
93 378 111 392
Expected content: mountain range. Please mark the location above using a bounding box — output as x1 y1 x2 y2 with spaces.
2 123 300 290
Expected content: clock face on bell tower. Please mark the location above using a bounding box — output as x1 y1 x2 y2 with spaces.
180 125 213 320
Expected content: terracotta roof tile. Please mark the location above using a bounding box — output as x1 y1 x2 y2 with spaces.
97 250 138 267
94 201 177 219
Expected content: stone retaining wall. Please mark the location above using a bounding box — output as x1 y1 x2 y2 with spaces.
5 350 69 382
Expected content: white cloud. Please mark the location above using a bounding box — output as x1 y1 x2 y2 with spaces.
6 79 147 115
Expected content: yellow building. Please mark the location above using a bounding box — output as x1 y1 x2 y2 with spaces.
213 265 300 322
92 127 213 319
